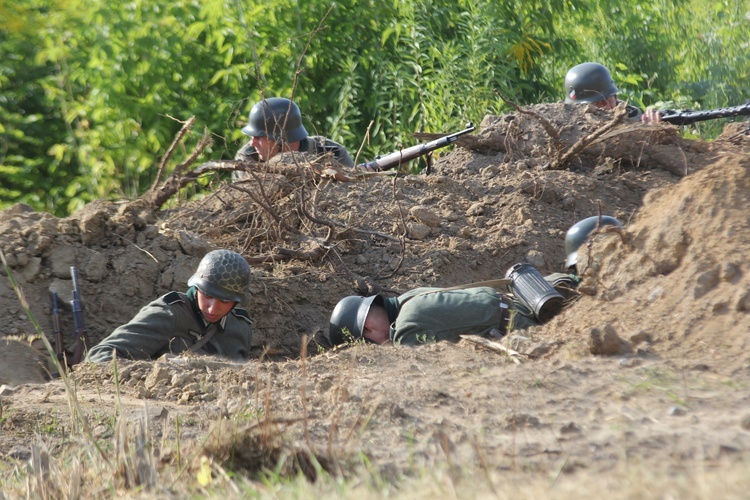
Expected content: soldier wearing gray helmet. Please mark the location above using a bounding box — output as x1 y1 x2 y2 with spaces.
564 62 662 124
232 97 354 181
329 287 514 346
86 249 254 363
328 215 624 345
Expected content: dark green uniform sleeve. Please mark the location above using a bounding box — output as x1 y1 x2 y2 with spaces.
390 287 503 346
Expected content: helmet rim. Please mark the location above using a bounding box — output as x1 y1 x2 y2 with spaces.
328 295 379 345
564 215 623 268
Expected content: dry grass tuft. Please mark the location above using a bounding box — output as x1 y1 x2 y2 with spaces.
198 418 337 482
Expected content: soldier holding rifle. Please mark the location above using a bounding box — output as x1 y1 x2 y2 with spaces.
232 97 354 180
563 62 661 123
564 62 750 126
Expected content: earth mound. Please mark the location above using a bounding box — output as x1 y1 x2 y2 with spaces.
0 102 747 363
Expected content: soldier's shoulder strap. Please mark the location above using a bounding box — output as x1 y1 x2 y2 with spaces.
231 307 253 325
163 291 186 305
309 136 343 155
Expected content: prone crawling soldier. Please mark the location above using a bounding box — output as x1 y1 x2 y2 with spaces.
328 216 623 346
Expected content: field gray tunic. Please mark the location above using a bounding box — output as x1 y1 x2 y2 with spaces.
86 287 253 363
381 287 505 346
232 135 354 181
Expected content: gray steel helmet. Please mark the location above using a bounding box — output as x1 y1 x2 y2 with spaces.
564 62 619 103
241 97 308 143
329 295 379 345
188 250 251 305
565 215 623 269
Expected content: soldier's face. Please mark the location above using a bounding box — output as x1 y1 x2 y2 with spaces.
197 290 236 323
250 135 281 161
363 305 391 345
593 96 617 110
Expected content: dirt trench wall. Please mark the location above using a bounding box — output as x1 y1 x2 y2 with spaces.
2 103 746 360
0 201 202 354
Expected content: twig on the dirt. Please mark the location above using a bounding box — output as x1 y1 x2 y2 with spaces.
300 335 312 449
297 180 335 244
328 223 400 242
244 245 327 264
150 116 195 191
375 174 408 280
494 89 563 155
354 120 375 167
547 104 628 169
226 176 288 229
111 234 159 263
460 335 525 364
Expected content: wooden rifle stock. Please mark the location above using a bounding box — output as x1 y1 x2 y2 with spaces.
358 123 475 172
660 102 750 126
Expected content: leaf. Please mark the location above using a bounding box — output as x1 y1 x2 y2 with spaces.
196 456 212 486
186 21 208 39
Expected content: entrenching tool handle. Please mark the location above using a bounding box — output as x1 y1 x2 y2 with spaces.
70 267 89 364
51 291 64 360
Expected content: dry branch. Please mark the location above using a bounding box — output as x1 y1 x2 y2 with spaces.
150 116 195 191
460 335 525 364
547 104 628 169
494 89 563 156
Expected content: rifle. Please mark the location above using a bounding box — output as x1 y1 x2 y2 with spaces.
51 291 64 362
358 123 476 172
70 267 89 365
660 102 750 126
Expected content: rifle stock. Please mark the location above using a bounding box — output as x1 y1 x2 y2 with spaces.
660 102 750 126
358 123 475 172
70 267 89 364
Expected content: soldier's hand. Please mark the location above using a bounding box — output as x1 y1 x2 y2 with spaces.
641 108 663 124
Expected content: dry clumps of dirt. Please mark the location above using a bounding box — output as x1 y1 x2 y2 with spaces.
544 153 750 371
0 102 748 368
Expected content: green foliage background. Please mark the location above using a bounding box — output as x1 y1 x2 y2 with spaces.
1 0 748 215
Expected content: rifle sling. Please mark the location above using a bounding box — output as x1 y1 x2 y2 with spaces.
190 327 217 353
403 278 512 302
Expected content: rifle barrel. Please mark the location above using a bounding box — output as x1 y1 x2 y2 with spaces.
359 123 475 172
661 102 750 126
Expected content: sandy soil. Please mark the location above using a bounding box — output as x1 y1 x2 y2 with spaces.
1 102 749 496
